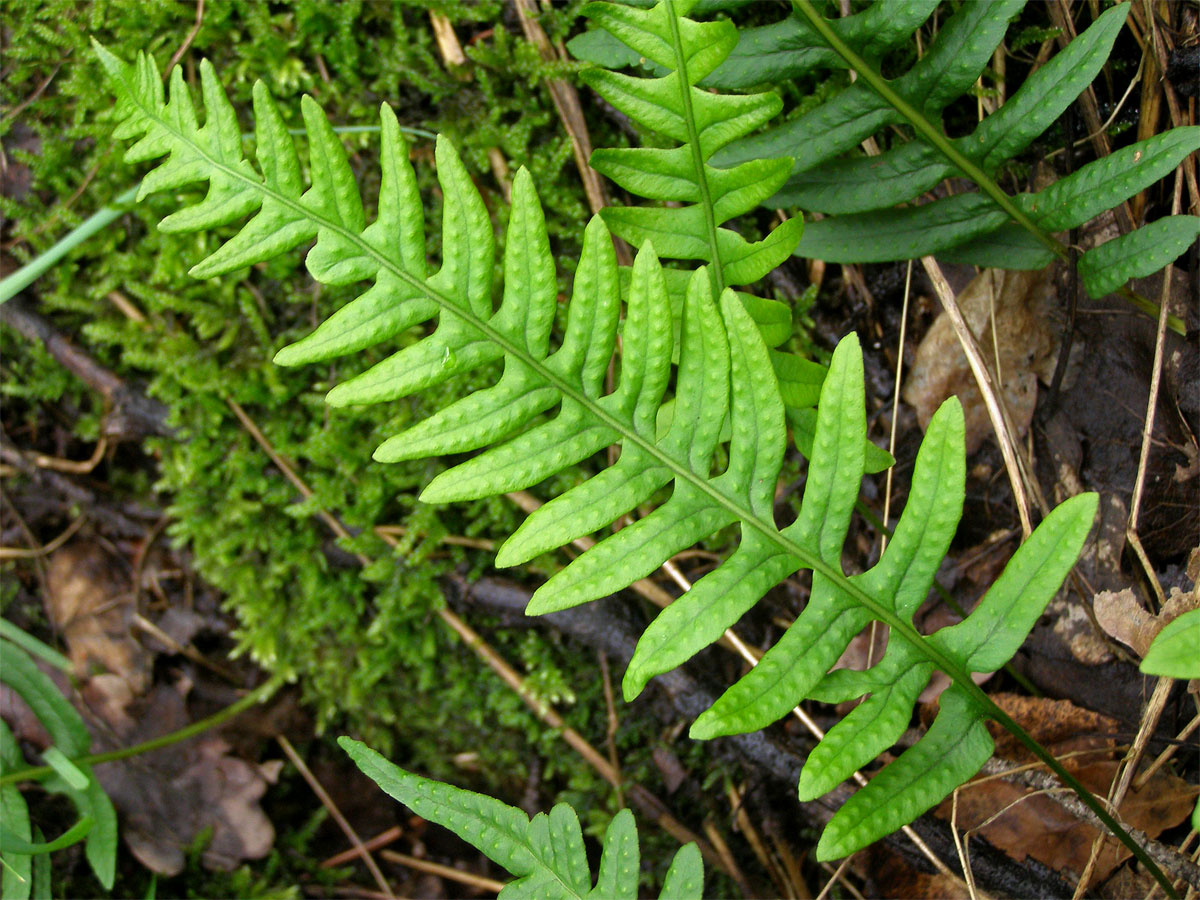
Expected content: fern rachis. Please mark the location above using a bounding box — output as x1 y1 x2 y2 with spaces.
92 0 1172 885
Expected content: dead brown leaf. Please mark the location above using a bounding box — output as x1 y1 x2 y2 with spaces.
904 268 1058 454
92 681 279 875
1093 566 1199 659
45 542 150 694
943 760 1195 883
934 693 1196 884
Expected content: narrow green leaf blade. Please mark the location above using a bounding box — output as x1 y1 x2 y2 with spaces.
1021 128 1200 232
0 641 89 757
658 842 703 900
793 195 1009 263
0 818 94 857
1140 608 1200 679
1080 215 1200 299
932 492 1098 672
339 738 538 878
816 687 993 860
589 809 639 900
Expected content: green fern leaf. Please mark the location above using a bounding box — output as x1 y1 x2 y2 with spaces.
1078 216 1200 300
1140 608 1200 680
1 722 33 900
709 0 1200 285
97 0 1099 864
583 0 804 293
340 738 697 899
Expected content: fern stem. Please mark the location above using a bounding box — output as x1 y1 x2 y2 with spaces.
0 674 286 788
852 500 1042 697
665 0 724 296
789 0 1186 339
0 125 431 309
983 704 1179 898
0 185 139 305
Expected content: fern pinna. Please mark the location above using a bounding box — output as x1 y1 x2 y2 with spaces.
95 0 1153 873
342 738 703 899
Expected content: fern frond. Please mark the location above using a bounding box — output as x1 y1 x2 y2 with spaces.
582 0 804 296
707 0 1200 297
96 0 1102 864
341 738 703 899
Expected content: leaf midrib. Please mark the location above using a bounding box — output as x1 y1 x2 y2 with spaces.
664 0 725 296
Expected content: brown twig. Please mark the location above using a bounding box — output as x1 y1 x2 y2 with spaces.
322 826 403 869
1125 168 1183 611
0 514 84 560
0 298 172 440
429 12 467 69
379 849 506 895
919 257 1040 536
31 436 107 474
598 650 625 808
165 0 206 76
277 734 395 898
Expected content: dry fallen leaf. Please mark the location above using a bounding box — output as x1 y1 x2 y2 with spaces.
934 694 1196 884
904 268 1058 454
93 681 279 875
1093 560 1199 660
45 542 150 694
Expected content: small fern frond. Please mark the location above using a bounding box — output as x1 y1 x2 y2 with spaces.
704 1 1200 296
582 0 804 297
0 639 118 891
340 738 703 900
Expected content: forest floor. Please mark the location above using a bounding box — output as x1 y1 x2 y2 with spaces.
2 2 1198 898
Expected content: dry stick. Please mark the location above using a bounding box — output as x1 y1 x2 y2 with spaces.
428 12 467 68
1125 171 1183 611
225 410 730 881
768 829 811 900
1075 674 1177 899
949 791 981 900
31 436 107 474
814 856 857 900
131 612 241 683
919 256 1037 537
702 819 748 892
880 259 913 554
276 733 396 898
512 0 609 222
379 849 506 895
0 514 84 560
726 780 793 900
322 826 403 869
597 650 625 809
164 0 205 76
1135 711 1200 790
